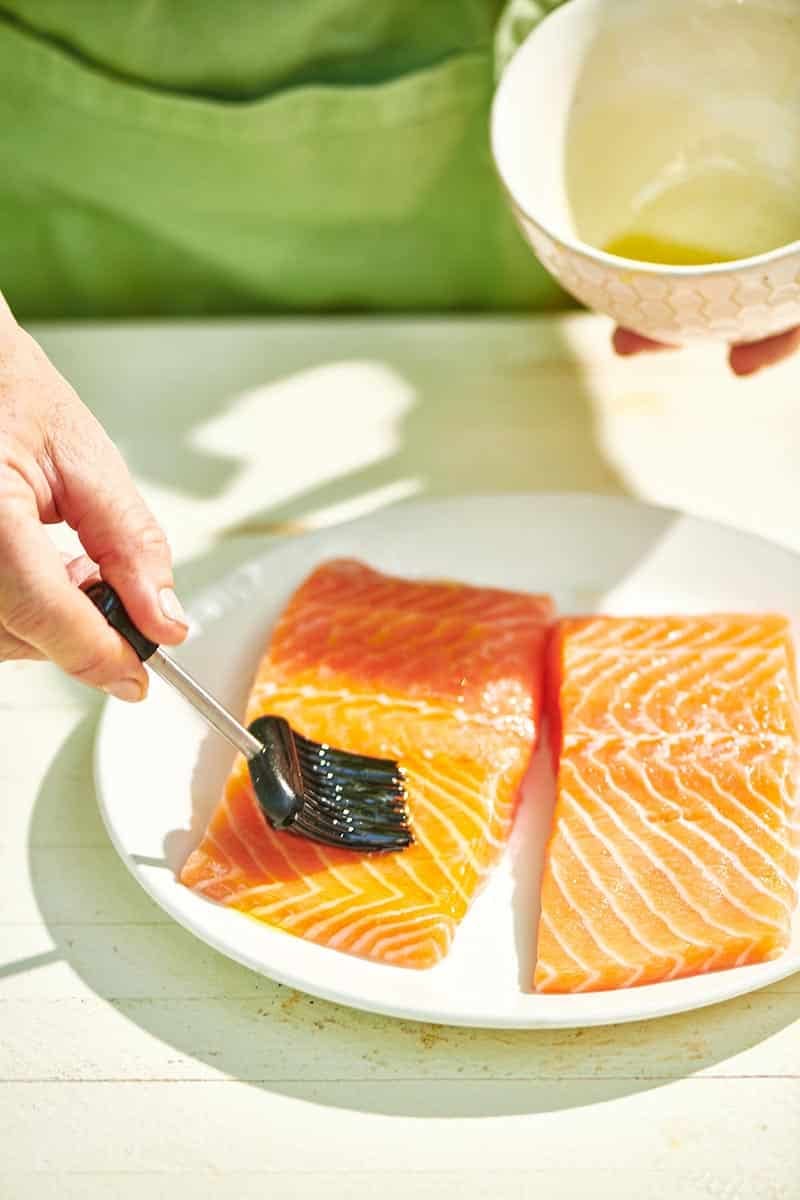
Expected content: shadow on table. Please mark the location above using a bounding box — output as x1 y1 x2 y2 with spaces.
15 318 793 1120
37 315 625 540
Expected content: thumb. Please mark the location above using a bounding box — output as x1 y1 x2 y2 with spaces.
50 405 188 647
729 327 800 377
612 327 679 356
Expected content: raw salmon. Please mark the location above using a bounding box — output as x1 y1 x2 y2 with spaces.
535 615 800 993
181 559 553 968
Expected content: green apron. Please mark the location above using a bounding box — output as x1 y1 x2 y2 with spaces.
0 0 568 319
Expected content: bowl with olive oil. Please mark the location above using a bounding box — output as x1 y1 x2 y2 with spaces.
491 0 800 344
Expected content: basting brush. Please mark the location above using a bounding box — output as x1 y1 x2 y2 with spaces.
85 582 412 853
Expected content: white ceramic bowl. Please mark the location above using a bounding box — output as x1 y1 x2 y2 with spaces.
491 0 800 343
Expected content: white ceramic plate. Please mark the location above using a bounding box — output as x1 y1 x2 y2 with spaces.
95 493 800 1028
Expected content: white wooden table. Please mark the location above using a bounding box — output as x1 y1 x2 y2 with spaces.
3 316 800 1199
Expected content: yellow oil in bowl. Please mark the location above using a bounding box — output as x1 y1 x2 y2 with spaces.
602 233 737 267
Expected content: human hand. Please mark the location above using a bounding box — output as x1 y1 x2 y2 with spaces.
0 297 187 700
613 326 800 377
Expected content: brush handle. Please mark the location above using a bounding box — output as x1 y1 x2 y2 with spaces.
84 580 159 662
83 581 263 760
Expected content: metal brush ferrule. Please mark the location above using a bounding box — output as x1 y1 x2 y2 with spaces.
147 648 263 759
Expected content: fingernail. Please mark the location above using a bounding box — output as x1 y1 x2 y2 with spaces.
159 587 188 627
105 678 145 703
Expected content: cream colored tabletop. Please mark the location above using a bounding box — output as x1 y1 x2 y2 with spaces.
3 316 800 1199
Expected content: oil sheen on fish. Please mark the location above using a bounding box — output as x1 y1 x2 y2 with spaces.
535 615 800 993
181 559 553 968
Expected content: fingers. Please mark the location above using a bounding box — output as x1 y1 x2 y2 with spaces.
63 553 101 591
47 408 188 648
0 289 17 332
0 486 147 698
612 328 679 357
614 324 800 376
729 327 800 377
0 323 181 697
0 629 44 662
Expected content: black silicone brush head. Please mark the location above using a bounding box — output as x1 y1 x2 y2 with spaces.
80 581 410 852
248 715 413 853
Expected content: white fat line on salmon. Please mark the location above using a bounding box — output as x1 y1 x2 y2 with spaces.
560 760 757 942
537 909 603 992
738 756 800 830
221 791 293 882
223 876 320 911
251 682 535 739
190 874 231 898
193 878 239 901
357 856 406 904
221 823 328 905
251 888 360 927
258 798 336 880
642 650 771 726
298 585 552 623
310 841 376 903
690 645 785 686
246 838 368 923
348 908 448 957
565 618 788 654
283 601 550 646
380 926 451 965
662 954 690 981
242 830 376 912
410 792 486 881
306 894 432 945
388 854 442 905
287 615 542 666
372 921 452 963
564 653 634 734
492 782 523 832
566 636 788 679
190 837 239 897
687 756 799 888
533 959 558 989
568 648 788 742
558 818 677 970
562 789 712 960
410 801 484 888
411 752 522 810
359 853 448 913
695 944 730 975
192 827 237 880
566 649 653 685
243 844 373 921
565 618 677 652
548 856 644 982
592 756 786 932
669 651 791 727
733 938 768 968
619 749 795 920
561 731 797 756
406 806 473 909
568 648 782 700
402 761 506 852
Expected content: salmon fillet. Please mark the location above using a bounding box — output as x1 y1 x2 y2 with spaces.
535 615 800 993
181 559 553 968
